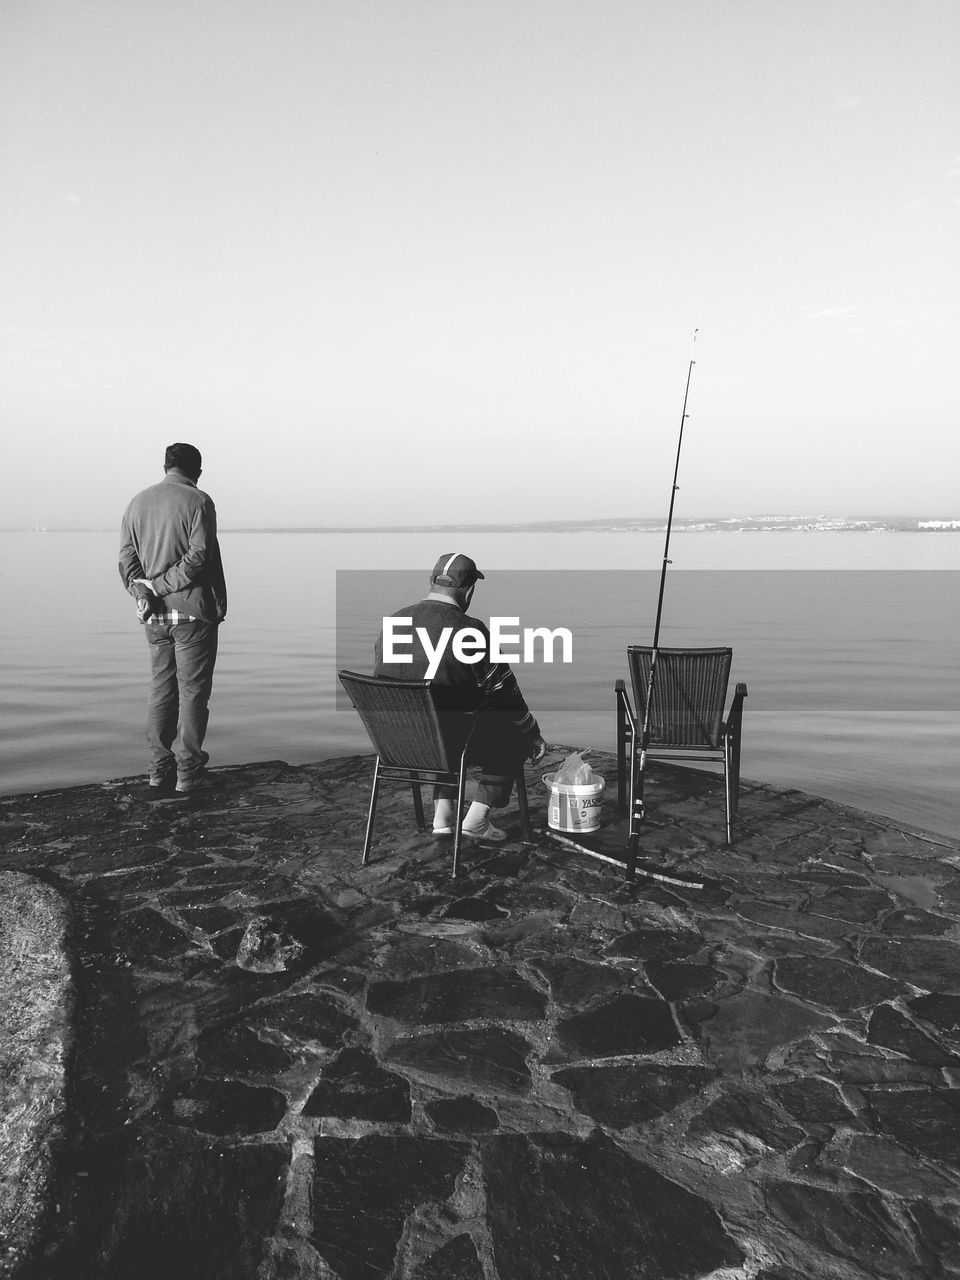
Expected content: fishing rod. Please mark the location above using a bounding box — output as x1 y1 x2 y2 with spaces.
540 828 704 890
628 331 698 867
651 330 697 652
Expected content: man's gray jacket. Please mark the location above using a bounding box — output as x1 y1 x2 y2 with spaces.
119 470 227 622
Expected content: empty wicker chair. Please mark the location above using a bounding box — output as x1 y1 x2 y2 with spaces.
338 669 532 877
616 647 747 864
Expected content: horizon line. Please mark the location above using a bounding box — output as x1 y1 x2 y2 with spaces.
5 513 959 534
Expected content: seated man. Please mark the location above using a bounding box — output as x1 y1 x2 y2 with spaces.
375 552 546 841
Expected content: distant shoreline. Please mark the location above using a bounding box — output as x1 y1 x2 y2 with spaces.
8 517 960 535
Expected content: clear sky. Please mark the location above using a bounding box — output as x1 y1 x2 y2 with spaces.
2 0 957 528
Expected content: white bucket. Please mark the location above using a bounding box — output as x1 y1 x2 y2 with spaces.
543 772 605 834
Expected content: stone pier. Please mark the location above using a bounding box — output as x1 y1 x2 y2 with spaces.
1 748 959 1279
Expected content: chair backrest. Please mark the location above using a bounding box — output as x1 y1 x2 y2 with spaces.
337 670 470 772
627 647 732 748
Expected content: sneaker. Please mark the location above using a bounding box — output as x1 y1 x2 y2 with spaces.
175 771 223 796
461 819 507 842
132 776 182 801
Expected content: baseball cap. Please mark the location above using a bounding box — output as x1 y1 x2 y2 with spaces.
430 552 485 588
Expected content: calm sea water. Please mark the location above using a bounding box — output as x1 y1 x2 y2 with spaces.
1 530 958 840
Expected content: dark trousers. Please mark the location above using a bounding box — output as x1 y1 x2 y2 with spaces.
144 620 219 783
434 710 527 809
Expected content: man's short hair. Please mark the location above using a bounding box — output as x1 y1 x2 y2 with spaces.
164 443 202 476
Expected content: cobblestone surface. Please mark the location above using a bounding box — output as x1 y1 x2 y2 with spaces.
2 747 960 1279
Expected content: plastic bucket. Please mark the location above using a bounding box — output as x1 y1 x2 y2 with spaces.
543 772 605 834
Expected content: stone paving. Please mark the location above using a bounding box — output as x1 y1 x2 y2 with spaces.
2 747 960 1279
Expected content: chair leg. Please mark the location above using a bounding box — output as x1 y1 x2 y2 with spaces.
451 748 469 879
724 730 742 845
728 724 742 820
411 775 426 831
724 686 746 843
516 767 534 844
362 758 382 867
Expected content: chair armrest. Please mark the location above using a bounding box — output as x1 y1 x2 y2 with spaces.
615 680 636 732
615 679 635 815
723 682 747 738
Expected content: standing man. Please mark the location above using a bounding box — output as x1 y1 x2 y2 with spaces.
119 443 227 797
375 552 546 841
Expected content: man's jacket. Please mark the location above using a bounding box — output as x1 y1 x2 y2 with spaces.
119 470 227 622
374 598 539 739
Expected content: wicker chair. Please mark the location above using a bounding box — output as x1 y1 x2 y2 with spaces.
615 647 747 858
338 669 532 877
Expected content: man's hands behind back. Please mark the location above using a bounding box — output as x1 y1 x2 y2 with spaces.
135 587 160 624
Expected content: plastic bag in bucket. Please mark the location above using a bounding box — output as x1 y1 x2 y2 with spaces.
544 751 605 833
